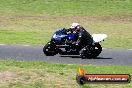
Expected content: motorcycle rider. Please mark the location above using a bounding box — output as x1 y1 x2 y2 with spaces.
67 23 93 50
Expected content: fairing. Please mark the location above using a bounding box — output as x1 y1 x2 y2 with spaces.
92 34 107 43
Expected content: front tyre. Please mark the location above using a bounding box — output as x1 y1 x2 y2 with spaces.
43 42 56 56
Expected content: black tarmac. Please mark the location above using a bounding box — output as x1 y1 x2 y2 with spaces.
0 45 132 66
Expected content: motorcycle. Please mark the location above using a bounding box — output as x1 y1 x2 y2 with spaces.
43 28 107 59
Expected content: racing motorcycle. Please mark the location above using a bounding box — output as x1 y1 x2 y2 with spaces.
43 28 107 59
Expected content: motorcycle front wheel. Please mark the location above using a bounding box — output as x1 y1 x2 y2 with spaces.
43 42 57 56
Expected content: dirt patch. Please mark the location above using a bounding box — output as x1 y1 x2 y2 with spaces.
17 71 38 84
0 71 39 84
0 71 76 87
0 71 17 84
0 15 132 23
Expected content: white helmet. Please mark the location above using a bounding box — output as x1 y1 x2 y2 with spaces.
70 23 80 28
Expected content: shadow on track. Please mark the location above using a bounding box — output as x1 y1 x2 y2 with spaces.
94 57 112 59
60 55 112 59
60 55 80 58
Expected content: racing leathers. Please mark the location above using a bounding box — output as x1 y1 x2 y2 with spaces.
66 27 93 50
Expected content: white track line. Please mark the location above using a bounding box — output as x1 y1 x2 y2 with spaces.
23 45 31 46
102 48 106 49
0 44 6 46
128 49 132 50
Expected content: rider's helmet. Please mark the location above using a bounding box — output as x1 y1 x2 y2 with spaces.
70 23 81 33
70 23 80 29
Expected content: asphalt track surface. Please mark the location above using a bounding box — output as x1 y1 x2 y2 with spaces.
0 45 132 66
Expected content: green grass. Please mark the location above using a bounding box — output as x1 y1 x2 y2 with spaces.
0 16 132 48
0 0 132 48
0 1 131 88
0 60 131 88
0 0 132 16
0 31 51 45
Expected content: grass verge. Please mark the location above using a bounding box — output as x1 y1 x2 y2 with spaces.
0 0 132 16
0 60 131 88
0 0 132 48
0 16 132 48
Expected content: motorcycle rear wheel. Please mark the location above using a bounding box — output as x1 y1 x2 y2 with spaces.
79 45 93 59
79 43 102 59
92 43 102 58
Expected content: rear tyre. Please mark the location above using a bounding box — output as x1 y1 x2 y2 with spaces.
79 43 102 59
79 45 93 59
92 43 102 58
43 42 56 56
